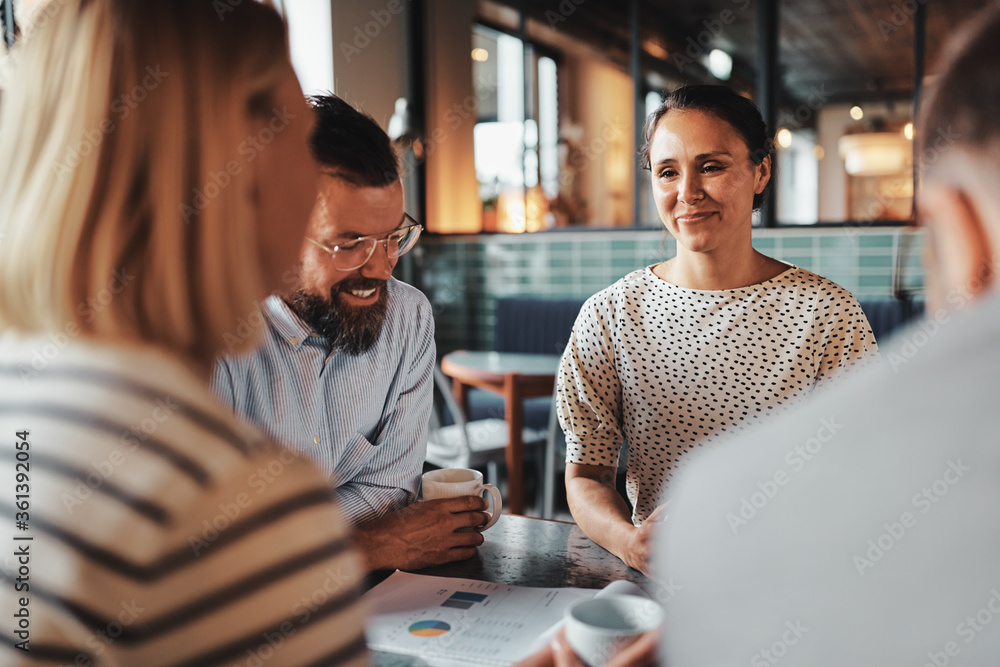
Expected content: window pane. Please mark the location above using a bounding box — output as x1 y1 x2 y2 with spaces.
472 24 558 233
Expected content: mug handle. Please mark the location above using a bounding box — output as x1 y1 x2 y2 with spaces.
479 483 502 530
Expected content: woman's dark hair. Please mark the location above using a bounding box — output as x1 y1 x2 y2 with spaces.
640 85 774 210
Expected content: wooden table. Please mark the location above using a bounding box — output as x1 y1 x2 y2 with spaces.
370 515 659 666
440 351 561 516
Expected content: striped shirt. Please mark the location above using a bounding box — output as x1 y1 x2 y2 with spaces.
0 334 368 666
212 278 436 525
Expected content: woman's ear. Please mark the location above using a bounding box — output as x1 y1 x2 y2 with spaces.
920 182 995 313
754 155 772 194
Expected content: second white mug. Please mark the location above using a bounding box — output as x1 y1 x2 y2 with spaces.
565 594 663 667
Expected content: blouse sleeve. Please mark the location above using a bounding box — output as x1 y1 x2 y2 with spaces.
556 297 627 469
812 286 880 388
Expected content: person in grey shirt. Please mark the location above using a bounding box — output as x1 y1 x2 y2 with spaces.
214 95 489 572
657 7 1000 665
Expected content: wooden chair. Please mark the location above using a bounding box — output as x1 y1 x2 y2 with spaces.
426 366 547 495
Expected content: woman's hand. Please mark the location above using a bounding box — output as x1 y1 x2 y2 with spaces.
565 463 672 578
620 504 669 578
516 627 659 667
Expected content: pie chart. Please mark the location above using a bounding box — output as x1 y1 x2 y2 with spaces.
408 620 451 637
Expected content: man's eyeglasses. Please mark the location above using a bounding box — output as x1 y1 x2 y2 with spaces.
306 214 423 271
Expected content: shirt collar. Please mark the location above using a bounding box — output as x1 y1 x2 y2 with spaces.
263 295 322 350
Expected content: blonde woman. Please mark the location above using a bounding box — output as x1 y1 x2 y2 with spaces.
0 1 366 665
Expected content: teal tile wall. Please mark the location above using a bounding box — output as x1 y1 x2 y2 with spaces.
409 228 925 354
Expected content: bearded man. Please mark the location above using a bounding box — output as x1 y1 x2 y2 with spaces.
213 95 489 572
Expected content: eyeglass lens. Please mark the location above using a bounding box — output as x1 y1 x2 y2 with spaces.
333 225 421 270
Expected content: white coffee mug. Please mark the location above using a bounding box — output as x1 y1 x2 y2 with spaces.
565 595 663 666
421 468 502 530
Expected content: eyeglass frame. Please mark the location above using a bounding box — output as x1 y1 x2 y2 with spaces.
305 213 423 271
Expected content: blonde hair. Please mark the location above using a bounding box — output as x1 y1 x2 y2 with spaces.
0 0 290 367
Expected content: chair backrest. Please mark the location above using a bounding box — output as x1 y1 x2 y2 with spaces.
429 365 472 453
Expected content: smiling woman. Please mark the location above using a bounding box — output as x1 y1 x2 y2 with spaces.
642 85 779 288
556 85 881 578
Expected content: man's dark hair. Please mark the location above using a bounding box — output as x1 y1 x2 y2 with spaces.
918 5 1000 176
308 93 399 187
640 85 773 210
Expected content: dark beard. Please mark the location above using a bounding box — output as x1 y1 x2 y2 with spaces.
288 278 389 355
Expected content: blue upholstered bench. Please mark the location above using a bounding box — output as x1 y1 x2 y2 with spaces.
859 298 925 345
465 295 925 427
464 298 585 429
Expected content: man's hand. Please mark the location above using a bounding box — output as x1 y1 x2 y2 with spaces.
353 496 491 572
620 504 669 578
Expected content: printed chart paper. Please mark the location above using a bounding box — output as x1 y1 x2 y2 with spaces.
364 571 599 666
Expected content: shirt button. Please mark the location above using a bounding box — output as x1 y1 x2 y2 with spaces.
314 435 320 445
291 337 299 346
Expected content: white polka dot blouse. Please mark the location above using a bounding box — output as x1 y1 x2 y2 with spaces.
556 264 879 525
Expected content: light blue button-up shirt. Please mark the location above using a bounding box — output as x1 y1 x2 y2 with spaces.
212 278 435 524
